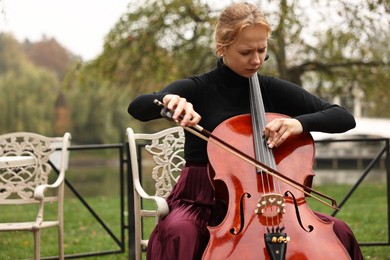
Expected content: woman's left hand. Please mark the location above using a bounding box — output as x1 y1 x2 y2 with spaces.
263 118 303 148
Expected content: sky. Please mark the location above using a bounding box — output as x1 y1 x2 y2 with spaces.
0 0 236 61
0 0 130 61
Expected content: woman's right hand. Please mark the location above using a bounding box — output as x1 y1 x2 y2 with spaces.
162 94 201 127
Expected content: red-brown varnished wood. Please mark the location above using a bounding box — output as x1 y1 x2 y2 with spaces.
202 113 350 260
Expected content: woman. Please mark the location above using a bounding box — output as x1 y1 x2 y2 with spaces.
128 2 363 260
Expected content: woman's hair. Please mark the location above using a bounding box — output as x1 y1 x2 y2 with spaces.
213 2 271 56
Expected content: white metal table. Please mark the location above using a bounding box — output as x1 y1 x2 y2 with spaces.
0 156 35 168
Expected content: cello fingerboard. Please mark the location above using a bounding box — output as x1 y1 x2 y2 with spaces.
249 74 276 170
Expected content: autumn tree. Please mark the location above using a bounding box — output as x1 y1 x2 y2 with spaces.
63 0 389 140
24 36 74 81
24 36 74 135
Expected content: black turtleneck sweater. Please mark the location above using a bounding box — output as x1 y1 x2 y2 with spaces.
128 59 356 164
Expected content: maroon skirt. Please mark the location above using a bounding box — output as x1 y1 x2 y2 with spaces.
146 165 363 260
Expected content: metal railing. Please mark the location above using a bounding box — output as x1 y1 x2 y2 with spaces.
315 138 390 247
44 143 129 259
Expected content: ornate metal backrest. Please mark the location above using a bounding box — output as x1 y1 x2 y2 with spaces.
144 128 185 198
0 132 58 202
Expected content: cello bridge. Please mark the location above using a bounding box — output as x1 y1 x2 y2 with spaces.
255 193 286 216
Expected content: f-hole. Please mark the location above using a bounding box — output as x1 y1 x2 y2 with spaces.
230 192 251 235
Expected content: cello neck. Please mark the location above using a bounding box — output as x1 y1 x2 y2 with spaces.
249 74 276 169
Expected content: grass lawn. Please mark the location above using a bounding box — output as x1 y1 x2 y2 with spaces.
0 183 389 259
307 183 390 259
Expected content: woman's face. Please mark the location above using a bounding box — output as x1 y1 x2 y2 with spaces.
221 24 268 78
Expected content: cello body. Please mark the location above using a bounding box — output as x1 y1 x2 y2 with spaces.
202 113 350 260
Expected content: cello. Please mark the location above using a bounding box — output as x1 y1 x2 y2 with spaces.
200 74 351 259
153 73 351 259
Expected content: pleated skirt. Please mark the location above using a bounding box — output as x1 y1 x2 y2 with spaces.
146 165 363 260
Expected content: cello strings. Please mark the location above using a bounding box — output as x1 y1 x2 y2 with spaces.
183 125 338 210
249 74 283 230
249 76 270 228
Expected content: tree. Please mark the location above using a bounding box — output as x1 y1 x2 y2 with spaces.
0 33 25 73
63 0 389 141
64 0 222 136
24 36 73 81
0 33 61 135
91 0 218 91
263 0 389 115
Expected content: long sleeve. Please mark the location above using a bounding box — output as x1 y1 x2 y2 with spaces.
260 76 356 133
127 62 356 164
128 79 201 122
128 92 166 122
295 105 356 133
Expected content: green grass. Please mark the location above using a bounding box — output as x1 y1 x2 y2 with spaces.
307 183 390 259
1 183 390 259
0 196 126 260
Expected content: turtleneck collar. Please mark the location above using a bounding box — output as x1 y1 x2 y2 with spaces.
210 58 249 88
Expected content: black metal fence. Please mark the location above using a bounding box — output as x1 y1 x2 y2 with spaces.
315 138 390 247
50 137 389 259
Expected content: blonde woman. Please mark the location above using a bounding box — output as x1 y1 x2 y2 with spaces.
128 2 362 259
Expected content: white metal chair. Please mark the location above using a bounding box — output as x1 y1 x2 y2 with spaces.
0 132 71 260
126 126 185 260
